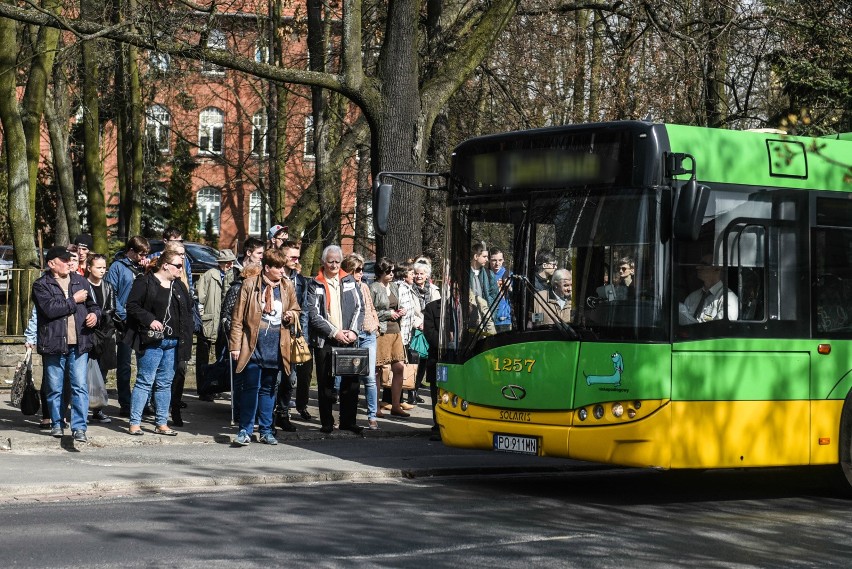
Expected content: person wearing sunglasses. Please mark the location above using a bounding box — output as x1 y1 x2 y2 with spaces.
123 249 194 436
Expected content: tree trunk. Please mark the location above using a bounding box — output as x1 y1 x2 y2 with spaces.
588 10 603 120
45 77 80 241
81 0 107 252
21 0 61 223
0 14 40 333
126 3 144 238
572 9 588 124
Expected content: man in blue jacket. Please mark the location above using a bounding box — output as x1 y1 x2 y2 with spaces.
33 246 101 442
306 245 364 434
105 236 149 415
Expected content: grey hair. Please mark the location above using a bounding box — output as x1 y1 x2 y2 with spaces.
413 261 432 277
552 268 571 283
321 245 343 263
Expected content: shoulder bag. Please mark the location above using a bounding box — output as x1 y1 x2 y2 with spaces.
9 349 32 408
19 352 40 416
290 318 312 364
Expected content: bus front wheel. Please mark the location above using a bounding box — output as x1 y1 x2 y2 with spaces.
836 391 852 496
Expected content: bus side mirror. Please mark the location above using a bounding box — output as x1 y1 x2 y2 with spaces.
673 178 710 241
373 181 392 236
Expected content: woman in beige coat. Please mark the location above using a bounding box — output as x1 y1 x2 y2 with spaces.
229 248 300 446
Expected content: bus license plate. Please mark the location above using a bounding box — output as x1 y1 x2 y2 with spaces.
493 434 538 455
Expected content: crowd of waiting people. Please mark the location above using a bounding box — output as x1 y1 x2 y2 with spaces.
25 226 443 445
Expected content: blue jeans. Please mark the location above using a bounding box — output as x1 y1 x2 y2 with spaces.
130 338 178 427
116 341 133 410
44 347 89 432
238 363 277 436
358 332 378 421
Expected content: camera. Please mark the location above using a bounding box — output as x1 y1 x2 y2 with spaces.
146 329 164 340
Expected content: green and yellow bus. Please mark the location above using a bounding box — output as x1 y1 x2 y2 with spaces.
375 121 852 486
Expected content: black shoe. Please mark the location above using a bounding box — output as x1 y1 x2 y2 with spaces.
429 432 442 442
198 393 215 402
342 425 364 435
170 408 184 427
276 415 297 432
179 401 188 409
319 425 334 434
296 408 312 421
92 410 112 424
72 430 88 443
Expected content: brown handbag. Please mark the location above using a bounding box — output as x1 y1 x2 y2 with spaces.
290 319 312 364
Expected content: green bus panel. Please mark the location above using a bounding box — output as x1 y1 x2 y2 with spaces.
672 351 810 401
574 343 672 408
447 342 580 410
664 125 852 192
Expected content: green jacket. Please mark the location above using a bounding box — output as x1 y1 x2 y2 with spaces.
197 267 236 341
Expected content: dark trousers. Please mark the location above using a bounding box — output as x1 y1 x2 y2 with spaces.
275 360 312 415
171 360 187 411
116 341 133 411
315 344 359 429
196 335 213 387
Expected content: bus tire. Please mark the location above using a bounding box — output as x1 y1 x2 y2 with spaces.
836 390 852 496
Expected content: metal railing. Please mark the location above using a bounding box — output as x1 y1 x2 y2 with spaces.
0 269 39 337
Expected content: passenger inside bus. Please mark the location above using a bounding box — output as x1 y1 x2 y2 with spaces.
679 255 739 324
534 250 557 291
531 268 573 326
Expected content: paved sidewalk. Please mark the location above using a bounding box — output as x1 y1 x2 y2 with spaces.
0 387 437 452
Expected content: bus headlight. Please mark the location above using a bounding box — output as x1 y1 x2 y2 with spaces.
612 403 624 418
460 400 469 411
593 405 605 420
441 392 450 405
577 408 588 421
451 395 459 408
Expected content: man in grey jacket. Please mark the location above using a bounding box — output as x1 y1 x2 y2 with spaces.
306 245 364 434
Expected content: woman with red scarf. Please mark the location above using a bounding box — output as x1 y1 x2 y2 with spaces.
229 248 300 446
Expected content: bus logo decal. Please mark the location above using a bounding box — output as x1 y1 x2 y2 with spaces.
501 385 527 400
585 352 624 387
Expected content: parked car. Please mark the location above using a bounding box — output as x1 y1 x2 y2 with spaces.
114 239 221 274
0 246 12 292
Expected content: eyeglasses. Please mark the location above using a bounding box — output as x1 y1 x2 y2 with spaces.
168 263 183 269
619 266 631 272
354 267 364 273
168 238 184 243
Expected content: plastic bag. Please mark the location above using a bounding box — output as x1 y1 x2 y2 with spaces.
87 358 109 410
9 349 32 408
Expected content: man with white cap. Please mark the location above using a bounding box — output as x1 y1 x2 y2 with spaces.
268 224 289 249
196 249 237 391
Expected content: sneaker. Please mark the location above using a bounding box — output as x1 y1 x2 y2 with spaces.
259 432 278 445
72 430 88 443
49 426 63 438
92 410 112 424
288 399 297 408
234 431 251 446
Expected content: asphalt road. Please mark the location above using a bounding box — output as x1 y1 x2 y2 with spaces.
2 465 851 568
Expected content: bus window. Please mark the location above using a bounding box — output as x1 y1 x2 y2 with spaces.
813 228 852 336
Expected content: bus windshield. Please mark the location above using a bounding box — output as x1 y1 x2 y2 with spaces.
443 187 668 359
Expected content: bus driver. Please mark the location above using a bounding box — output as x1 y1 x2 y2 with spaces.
679 255 738 324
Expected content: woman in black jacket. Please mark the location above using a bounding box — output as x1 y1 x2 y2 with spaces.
123 250 194 436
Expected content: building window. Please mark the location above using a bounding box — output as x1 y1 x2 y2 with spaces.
196 187 221 234
304 115 315 160
255 40 270 64
148 51 170 72
201 29 226 75
252 110 268 157
198 107 224 155
145 104 171 153
249 191 264 235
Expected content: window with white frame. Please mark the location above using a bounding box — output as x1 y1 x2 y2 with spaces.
196 187 221 234
304 115 315 160
201 29 226 75
198 107 224 155
148 51 170 73
255 40 270 64
146 105 171 153
249 191 264 235
252 110 268 157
